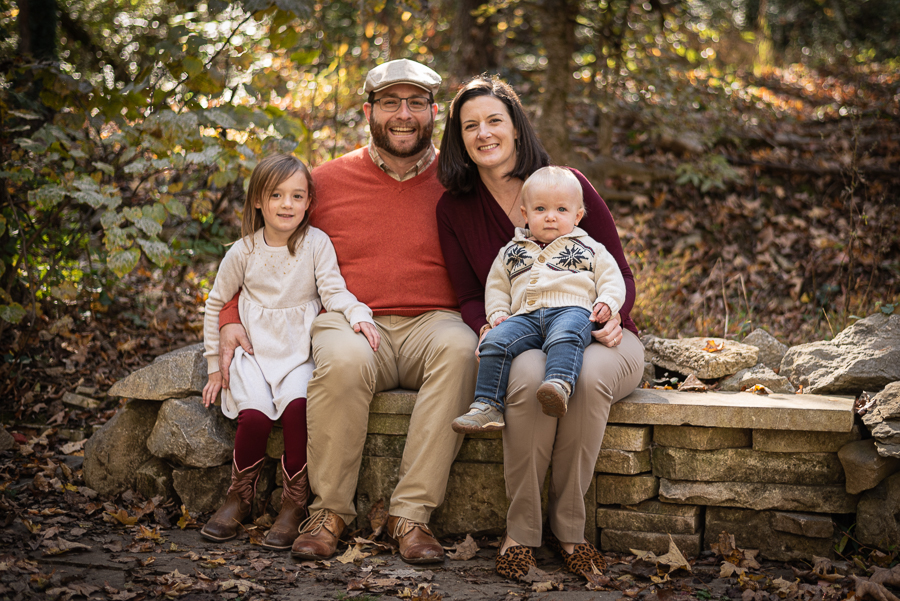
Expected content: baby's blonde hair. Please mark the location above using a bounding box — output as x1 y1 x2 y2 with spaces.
521 166 584 210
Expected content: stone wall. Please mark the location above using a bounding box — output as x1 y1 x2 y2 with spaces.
86 342 900 560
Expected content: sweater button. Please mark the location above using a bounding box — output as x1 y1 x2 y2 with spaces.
527 300 536 306
530 280 537 284
538 257 546 263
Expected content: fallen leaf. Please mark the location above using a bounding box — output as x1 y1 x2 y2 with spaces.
446 534 479 560
532 580 553 592
852 575 900 601
105 509 138 526
367 498 389 537
870 566 900 587
720 562 747 578
703 339 725 352
177 505 195 530
745 384 773 395
42 538 91 555
678 374 708 391
336 544 371 564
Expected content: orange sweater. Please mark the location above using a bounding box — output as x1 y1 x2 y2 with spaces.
220 148 458 326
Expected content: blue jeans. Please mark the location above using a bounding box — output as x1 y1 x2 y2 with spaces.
475 307 593 413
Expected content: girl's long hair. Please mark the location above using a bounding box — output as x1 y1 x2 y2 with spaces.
241 154 316 256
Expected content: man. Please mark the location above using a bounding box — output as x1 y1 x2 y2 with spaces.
217 59 477 564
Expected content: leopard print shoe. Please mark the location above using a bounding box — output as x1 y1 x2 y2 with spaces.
560 541 607 577
495 544 536 581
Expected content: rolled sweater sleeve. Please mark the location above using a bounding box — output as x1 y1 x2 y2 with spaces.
591 242 626 317
204 241 250 374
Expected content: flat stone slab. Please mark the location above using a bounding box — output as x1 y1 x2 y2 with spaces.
753 426 861 453
596 474 659 505
652 447 845 485
368 389 854 433
608 388 854 432
597 500 701 534
602 425 652 451
644 336 758 379
601 529 702 557
659 478 859 513
654 425 751 450
595 449 651 475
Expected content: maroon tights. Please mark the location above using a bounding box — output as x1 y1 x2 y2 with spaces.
233 398 307 477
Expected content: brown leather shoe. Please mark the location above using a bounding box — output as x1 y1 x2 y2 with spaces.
262 460 309 550
200 457 264 542
291 508 345 560
387 516 444 564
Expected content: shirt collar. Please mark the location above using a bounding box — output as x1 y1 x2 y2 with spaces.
368 139 436 182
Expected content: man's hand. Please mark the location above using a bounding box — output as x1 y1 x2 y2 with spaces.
353 322 381 352
203 372 223 408
591 302 612 323
219 323 251 389
592 312 624 348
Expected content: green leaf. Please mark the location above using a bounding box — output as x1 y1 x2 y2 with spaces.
163 196 187 218
104 225 133 249
183 56 204 78
138 238 171 267
186 146 221 166
134 218 162 237
28 184 66 210
0 303 27 324
93 161 115 176
15 137 48 154
0 215 5 237
882 304 896 315
107 248 141 277
101 210 123 229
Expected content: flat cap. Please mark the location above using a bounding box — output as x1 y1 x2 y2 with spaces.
364 59 442 96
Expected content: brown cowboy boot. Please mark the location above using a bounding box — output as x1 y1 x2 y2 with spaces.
387 516 444 564
291 508 345 560
200 457 264 542
262 459 309 550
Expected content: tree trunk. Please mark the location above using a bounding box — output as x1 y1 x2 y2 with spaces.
536 0 576 165
449 0 498 86
16 0 57 60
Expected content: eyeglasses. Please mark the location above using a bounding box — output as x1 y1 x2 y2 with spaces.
372 96 432 112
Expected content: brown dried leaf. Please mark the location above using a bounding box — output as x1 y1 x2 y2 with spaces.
520 565 554 583
853 575 900 601
42 538 91 555
367 498 388 537
336 544 371 564
703 339 725 352
106 509 138 526
870 566 900 587
447 534 479 560
678 374 708 392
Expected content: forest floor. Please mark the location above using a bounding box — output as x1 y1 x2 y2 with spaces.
1 61 900 600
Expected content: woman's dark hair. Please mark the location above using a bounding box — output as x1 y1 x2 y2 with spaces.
438 74 550 196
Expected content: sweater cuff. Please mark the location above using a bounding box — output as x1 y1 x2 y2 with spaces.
487 311 510 327
207 356 220 375
594 297 621 317
348 307 375 327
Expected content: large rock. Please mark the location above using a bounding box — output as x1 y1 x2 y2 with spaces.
719 365 795 394
643 337 758 379
602 425 652 451
704 507 833 561
862 382 900 458
856 472 900 547
742 329 789 372
780 313 900 394
84 400 161 496
146 398 235 468
172 464 231 514
659 478 858 513
652 447 844 485
837 439 900 494
134 456 174 500
108 343 207 401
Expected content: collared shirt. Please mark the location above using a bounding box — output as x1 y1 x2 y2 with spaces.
368 139 436 182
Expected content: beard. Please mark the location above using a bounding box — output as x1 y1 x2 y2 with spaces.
370 114 434 159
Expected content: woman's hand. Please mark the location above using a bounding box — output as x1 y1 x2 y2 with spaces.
354 322 381 352
219 323 252 389
203 372 223 408
592 312 624 348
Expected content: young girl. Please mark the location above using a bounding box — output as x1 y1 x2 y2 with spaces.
200 153 379 549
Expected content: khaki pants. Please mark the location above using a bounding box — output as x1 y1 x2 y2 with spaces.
306 311 477 525
503 330 644 546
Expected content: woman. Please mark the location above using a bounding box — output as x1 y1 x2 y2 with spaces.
436 75 643 580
